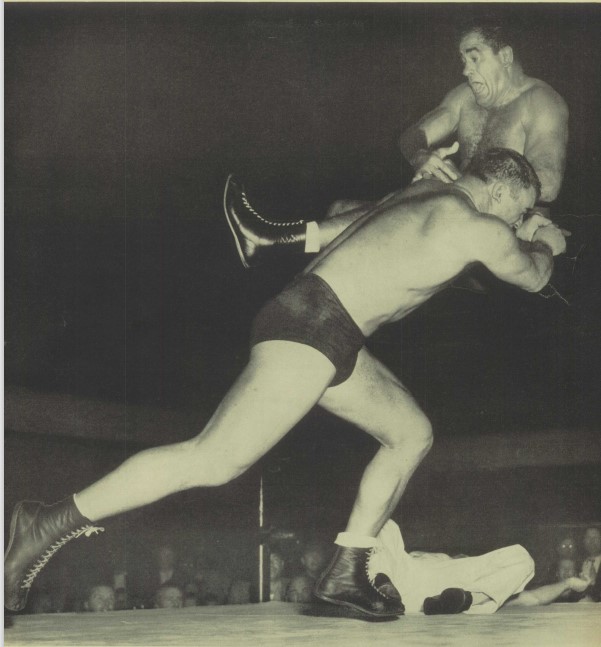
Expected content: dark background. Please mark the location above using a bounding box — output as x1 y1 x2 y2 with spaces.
4 2 601 600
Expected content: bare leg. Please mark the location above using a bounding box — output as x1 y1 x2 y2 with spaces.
318 348 433 537
75 341 336 521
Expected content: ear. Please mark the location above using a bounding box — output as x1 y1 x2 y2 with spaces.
490 181 506 203
499 46 514 68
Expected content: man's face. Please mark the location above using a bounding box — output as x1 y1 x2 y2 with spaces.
286 575 313 603
584 528 601 556
489 182 536 227
301 548 327 578
459 31 510 108
87 586 115 612
557 536 577 558
156 586 183 609
557 558 576 580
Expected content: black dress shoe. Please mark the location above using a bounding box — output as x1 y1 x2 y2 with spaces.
223 174 307 268
4 497 104 611
423 588 473 615
313 546 405 618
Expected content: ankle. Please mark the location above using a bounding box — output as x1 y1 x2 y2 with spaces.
72 493 97 523
304 221 320 253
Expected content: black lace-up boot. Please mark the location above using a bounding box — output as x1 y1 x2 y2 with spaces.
4 497 104 611
313 546 405 618
223 174 307 268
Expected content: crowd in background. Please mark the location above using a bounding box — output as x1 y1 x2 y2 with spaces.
22 525 600 614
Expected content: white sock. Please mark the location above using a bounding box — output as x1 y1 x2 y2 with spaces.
73 493 97 522
304 221 320 253
335 532 377 548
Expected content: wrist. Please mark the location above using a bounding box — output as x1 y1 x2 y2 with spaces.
411 149 430 169
530 231 553 254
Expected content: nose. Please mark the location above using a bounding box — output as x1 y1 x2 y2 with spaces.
462 60 473 77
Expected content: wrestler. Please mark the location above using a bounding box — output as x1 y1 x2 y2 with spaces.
224 21 568 268
369 520 592 615
5 149 566 619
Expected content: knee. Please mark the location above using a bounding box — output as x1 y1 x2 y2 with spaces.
390 415 433 456
179 440 250 489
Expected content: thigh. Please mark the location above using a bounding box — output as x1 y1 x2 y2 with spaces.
198 340 336 467
317 347 427 446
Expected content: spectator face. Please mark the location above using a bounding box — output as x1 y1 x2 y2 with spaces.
583 528 601 557
287 575 313 603
87 586 115 612
301 546 328 578
557 536 577 558
156 586 184 609
557 558 577 580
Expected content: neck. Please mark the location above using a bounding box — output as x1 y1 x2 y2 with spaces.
494 65 527 108
452 178 486 213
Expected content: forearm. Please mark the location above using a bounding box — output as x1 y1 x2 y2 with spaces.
398 124 429 168
513 581 571 607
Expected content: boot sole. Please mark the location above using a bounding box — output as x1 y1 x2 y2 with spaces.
313 590 402 619
223 174 251 269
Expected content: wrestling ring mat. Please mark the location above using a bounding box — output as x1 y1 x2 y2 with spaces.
5 601 600 647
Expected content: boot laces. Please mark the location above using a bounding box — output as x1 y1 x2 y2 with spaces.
240 189 305 227
365 546 393 600
21 525 105 589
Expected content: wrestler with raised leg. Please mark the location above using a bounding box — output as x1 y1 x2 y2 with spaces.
224 21 568 269
5 149 566 619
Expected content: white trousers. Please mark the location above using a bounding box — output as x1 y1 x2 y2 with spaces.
369 520 535 614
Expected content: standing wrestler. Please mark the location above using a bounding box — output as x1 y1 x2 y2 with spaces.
225 21 568 267
5 149 566 619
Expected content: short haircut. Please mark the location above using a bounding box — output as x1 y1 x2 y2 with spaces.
458 19 515 54
467 148 541 202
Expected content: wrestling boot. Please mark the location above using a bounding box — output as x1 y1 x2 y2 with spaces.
423 588 473 615
4 497 104 611
313 546 405 618
223 174 307 268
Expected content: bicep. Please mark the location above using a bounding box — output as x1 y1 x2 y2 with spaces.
416 87 464 147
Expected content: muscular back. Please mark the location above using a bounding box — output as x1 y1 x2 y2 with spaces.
309 185 482 335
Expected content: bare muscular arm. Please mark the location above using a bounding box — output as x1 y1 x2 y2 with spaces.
471 217 556 293
523 86 569 202
398 85 465 181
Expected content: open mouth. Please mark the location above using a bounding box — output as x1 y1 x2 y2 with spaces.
469 81 486 95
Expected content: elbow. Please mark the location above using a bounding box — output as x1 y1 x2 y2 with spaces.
539 172 563 203
540 184 560 204
527 277 550 293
